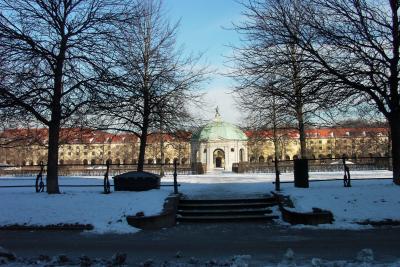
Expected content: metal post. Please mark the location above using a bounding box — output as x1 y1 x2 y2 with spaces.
104 160 111 194
343 156 351 187
173 159 178 194
35 161 45 193
274 156 280 191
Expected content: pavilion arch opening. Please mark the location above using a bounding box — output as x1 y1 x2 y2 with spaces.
213 149 225 169
239 148 244 162
182 157 188 164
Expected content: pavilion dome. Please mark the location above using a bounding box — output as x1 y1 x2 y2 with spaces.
191 108 248 142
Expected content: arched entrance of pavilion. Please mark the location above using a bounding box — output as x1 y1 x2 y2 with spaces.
213 149 225 169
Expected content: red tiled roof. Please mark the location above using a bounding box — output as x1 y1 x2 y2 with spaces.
245 127 389 139
1 126 388 146
0 128 192 145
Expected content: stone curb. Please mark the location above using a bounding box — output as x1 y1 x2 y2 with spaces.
272 191 334 225
0 223 94 231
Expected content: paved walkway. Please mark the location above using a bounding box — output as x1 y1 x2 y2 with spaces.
1 224 399 265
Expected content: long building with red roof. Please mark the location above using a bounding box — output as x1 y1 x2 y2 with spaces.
0 125 390 167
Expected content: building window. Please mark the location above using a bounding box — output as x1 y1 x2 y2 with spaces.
92 152 95 156
231 148 234 152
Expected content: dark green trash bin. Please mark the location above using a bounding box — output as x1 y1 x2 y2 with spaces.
294 159 309 188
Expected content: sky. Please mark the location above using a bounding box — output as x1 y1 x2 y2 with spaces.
164 0 245 124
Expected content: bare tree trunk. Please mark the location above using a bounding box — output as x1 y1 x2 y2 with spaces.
297 112 307 159
272 95 280 191
160 133 165 176
273 136 280 191
47 121 61 194
137 122 149 172
389 111 400 184
46 54 64 194
159 110 165 176
290 43 307 159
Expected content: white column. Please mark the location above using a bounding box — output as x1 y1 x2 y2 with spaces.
207 144 213 171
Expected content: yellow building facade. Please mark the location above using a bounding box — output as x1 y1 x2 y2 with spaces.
0 127 390 167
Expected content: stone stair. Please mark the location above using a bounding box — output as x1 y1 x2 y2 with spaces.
176 196 280 223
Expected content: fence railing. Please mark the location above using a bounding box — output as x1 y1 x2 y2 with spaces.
233 157 392 174
0 163 194 177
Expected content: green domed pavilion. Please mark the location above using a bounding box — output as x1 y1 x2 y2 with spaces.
191 119 248 142
191 108 248 172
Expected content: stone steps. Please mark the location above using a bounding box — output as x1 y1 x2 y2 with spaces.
177 197 279 223
177 214 279 223
178 208 273 217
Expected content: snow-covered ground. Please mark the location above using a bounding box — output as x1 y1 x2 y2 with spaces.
2 248 400 266
162 170 393 199
0 176 171 234
163 170 400 229
281 178 400 229
0 170 397 233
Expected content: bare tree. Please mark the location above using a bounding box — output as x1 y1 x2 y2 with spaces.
236 76 291 190
272 0 400 184
93 0 206 172
230 0 340 159
0 0 129 193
